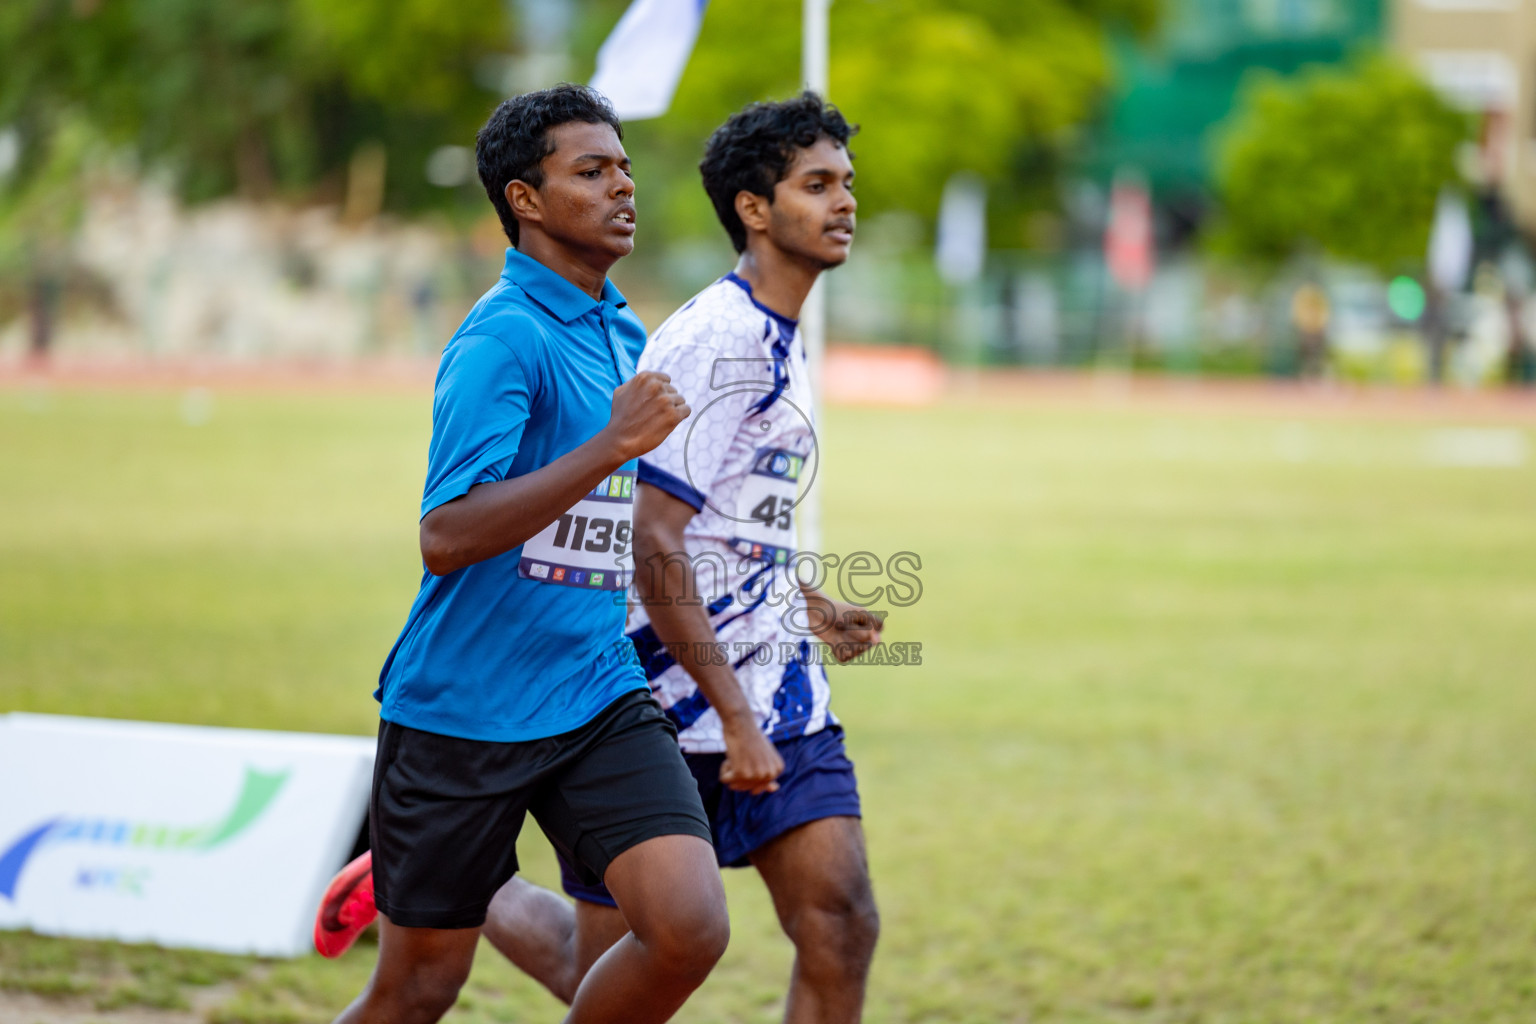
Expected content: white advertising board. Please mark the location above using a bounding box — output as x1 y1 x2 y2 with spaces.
0 713 373 956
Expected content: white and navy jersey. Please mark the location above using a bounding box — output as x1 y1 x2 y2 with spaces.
626 274 833 754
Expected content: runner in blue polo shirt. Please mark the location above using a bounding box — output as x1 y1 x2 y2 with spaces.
329 86 727 1024
376 247 648 742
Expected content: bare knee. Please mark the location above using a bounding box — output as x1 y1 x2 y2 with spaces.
637 895 730 983
787 883 880 980
363 958 471 1023
605 833 730 987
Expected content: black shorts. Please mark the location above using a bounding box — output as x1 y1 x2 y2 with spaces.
559 725 863 906
370 689 712 929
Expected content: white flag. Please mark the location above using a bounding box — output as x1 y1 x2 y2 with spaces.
935 173 987 286
589 0 707 121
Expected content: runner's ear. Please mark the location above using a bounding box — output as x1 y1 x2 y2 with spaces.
506 180 543 226
735 190 770 236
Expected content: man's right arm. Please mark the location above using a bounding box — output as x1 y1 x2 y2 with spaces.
632 482 785 795
421 371 687 576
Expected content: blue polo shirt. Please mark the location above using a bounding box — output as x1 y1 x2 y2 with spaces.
376 248 650 742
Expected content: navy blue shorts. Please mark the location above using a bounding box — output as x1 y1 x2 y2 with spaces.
558 725 862 907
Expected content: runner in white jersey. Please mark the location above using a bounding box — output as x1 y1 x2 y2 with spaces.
312 93 885 1024
626 270 834 754
548 92 886 1024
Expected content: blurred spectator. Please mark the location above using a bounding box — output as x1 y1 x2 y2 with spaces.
1290 282 1330 379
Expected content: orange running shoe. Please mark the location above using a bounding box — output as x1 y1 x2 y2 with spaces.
314 850 377 958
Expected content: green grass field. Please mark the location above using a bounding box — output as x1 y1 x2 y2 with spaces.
3 384 1535 1023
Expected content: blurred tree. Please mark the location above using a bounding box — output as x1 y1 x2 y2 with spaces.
0 0 515 350
0 0 510 210
1210 56 1469 272
0 0 1155 270
575 0 1158 250
0 114 101 355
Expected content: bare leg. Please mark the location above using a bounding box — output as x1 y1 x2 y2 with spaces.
750 817 879 1024
332 915 479 1024
563 833 728 1024
482 877 580 1004
574 898 631 982
481 877 629 1004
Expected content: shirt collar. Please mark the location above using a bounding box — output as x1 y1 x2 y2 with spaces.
723 272 798 340
501 248 628 324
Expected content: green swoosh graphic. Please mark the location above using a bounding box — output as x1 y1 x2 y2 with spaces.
198 768 290 848
1 765 291 900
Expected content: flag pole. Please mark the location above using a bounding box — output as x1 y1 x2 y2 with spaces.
801 0 830 555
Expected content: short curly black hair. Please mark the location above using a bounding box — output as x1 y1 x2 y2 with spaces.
700 92 857 254
477 84 624 246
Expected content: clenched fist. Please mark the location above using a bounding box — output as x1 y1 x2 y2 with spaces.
719 717 785 795
602 371 690 461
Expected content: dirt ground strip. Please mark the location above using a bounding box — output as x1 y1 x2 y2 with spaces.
0 984 237 1024
0 356 439 396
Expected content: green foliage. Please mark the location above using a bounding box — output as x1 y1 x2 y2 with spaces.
0 0 1152 251
832 0 1109 226
583 0 1154 249
0 113 100 270
1211 55 1469 272
0 0 509 209
293 0 507 113
0 111 104 327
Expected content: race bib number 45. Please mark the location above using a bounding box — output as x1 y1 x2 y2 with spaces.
730 447 806 565
519 470 634 591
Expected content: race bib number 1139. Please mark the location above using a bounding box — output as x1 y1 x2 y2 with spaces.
519 469 634 591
